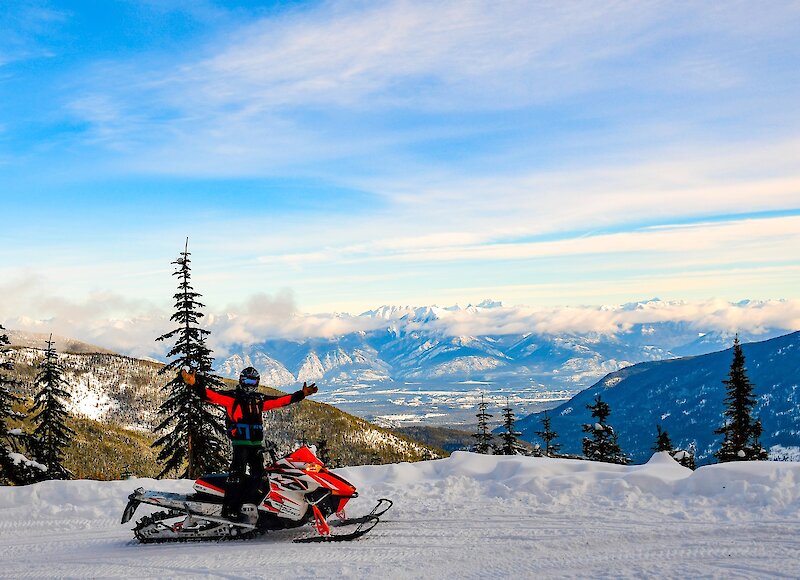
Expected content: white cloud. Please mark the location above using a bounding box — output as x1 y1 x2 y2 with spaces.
3 273 798 358
0 275 171 359
380 299 800 338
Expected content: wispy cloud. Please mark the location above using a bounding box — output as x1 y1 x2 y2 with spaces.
0 5 63 68
60 1 800 174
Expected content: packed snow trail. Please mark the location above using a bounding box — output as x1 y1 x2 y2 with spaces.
1 452 800 578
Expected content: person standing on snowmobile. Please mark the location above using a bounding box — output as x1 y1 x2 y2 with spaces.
180 366 318 521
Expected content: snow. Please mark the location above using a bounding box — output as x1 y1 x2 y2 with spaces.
297 352 324 382
70 374 117 420
6 452 47 471
2 452 800 578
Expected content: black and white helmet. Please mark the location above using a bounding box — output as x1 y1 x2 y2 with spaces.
239 366 260 390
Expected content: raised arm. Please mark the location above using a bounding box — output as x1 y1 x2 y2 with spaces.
180 368 233 407
261 382 318 411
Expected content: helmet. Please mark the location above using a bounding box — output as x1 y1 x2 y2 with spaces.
239 367 260 390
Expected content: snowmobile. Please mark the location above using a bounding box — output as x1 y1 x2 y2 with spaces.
121 446 392 543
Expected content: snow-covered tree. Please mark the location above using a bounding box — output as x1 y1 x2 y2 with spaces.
472 394 494 454
1 324 43 484
0 324 20 482
714 336 767 462
498 397 525 455
30 335 74 480
671 445 696 470
153 240 227 479
582 395 628 465
535 410 561 457
0 325 46 485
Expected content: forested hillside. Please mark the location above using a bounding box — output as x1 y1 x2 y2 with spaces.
4 347 443 479
517 332 800 464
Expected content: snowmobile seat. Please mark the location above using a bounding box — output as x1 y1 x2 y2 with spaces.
194 474 231 498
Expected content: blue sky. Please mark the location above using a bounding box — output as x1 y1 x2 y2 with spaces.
1 1 800 349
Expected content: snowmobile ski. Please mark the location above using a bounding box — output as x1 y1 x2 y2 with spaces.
330 498 393 527
295 498 392 542
293 514 380 543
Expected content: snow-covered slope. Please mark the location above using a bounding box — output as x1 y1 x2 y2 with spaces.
2 452 799 578
8 348 163 429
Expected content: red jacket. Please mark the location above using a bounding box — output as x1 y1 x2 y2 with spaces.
192 378 305 446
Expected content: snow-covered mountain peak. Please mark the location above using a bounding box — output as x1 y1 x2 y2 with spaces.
361 305 418 320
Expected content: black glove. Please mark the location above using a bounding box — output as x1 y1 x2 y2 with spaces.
302 382 318 396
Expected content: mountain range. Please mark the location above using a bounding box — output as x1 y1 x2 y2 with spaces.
516 331 800 464
212 300 789 425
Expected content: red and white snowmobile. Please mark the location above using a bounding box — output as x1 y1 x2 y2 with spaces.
121 446 392 543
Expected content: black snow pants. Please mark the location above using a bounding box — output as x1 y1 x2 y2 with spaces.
223 445 264 517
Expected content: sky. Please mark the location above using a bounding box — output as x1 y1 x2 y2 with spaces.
1 1 799 352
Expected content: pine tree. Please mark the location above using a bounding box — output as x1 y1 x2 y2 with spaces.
29 335 74 480
472 394 494 454
153 240 228 479
652 424 673 453
582 395 628 464
498 397 525 455
714 336 768 462
0 324 44 485
1 325 32 483
0 323 20 483
535 410 561 457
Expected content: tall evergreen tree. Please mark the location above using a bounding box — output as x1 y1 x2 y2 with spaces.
582 395 628 464
714 336 768 462
652 424 673 453
30 335 74 480
0 323 20 483
535 410 561 457
472 394 494 454
0 324 44 484
153 240 227 479
498 397 525 455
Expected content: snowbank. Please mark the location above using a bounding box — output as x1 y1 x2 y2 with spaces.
1 453 799 578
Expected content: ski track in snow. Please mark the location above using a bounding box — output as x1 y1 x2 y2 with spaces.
2 453 800 579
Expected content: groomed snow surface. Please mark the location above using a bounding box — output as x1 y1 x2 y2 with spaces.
2 452 800 579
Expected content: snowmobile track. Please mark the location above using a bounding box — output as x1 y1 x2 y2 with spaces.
133 510 259 544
